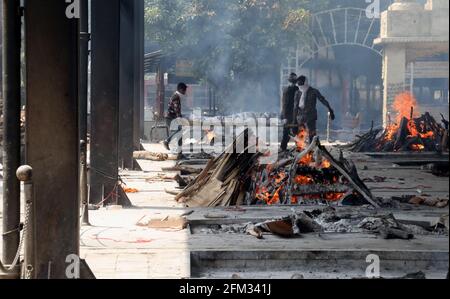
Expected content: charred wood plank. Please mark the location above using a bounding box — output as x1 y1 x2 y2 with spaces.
292 184 350 195
394 117 409 151
317 139 380 208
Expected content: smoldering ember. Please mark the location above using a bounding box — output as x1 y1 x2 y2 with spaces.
0 0 449 282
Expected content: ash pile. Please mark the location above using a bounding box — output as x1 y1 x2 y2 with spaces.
195 208 448 240
346 93 449 153
176 128 379 209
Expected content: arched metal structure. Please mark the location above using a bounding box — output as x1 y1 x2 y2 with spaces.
281 7 384 85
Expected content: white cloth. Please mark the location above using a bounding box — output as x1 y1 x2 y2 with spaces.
298 85 310 109
175 91 184 99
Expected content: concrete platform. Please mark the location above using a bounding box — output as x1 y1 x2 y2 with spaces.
77 143 448 279
1 143 449 279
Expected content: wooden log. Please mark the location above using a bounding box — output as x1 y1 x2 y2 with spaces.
440 114 449 130
133 151 168 161
394 117 409 151
293 184 350 195
382 141 394 152
175 158 216 201
318 140 380 208
399 137 422 152
161 165 203 175
380 227 414 240
441 130 449 151
270 158 294 170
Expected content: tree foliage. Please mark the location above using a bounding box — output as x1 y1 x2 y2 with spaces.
145 0 330 112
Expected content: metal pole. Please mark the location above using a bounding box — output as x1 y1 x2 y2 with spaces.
212 89 216 116
80 140 90 226
410 62 415 96
79 0 89 143
156 65 165 119
2 0 22 266
16 166 34 279
327 112 331 143
133 0 144 151
79 0 90 226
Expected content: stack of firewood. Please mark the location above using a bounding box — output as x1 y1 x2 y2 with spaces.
346 112 449 153
176 129 261 207
176 130 378 208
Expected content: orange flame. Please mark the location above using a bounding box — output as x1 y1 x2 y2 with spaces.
324 193 345 201
411 144 425 151
383 92 435 151
296 128 308 151
408 120 435 139
294 175 314 185
320 159 332 169
385 124 399 141
392 92 419 123
205 130 216 143
299 153 314 165
275 172 287 184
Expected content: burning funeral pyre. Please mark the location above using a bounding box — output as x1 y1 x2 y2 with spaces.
176 129 379 208
347 93 449 153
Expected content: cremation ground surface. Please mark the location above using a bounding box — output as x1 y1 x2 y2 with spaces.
1 143 448 279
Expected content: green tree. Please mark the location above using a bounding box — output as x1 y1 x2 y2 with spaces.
145 0 329 112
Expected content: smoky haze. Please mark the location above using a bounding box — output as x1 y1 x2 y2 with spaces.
145 0 318 114
180 0 286 114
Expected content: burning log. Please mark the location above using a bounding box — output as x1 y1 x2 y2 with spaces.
393 117 409 151
177 127 378 208
347 93 449 153
346 113 448 153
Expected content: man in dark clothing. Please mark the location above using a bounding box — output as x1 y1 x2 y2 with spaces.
163 83 188 150
280 73 299 151
293 76 335 143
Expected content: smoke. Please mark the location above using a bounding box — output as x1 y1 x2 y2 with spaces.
168 0 290 114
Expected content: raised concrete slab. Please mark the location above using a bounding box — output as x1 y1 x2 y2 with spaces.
2 143 448 279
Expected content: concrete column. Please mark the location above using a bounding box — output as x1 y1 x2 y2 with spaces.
156 65 165 119
118 0 135 170
382 45 406 126
79 0 90 225
2 0 22 266
133 0 145 151
24 0 80 278
79 0 89 145
90 0 120 205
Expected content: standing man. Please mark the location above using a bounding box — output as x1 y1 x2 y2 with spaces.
280 73 299 151
163 82 188 150
293 76 335 143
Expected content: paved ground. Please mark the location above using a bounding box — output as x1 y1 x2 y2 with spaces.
1 142 449 279
78 143 449 279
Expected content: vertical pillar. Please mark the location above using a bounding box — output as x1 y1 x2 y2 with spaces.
156 65 165 119
133 0 145 150
79 0 90 224
79 0 89 144
90 0 120 205
2 0 22 266
0 0 3 99
382 45 406 126
24 0 79 278
118 0 135 169
409 61 415 95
